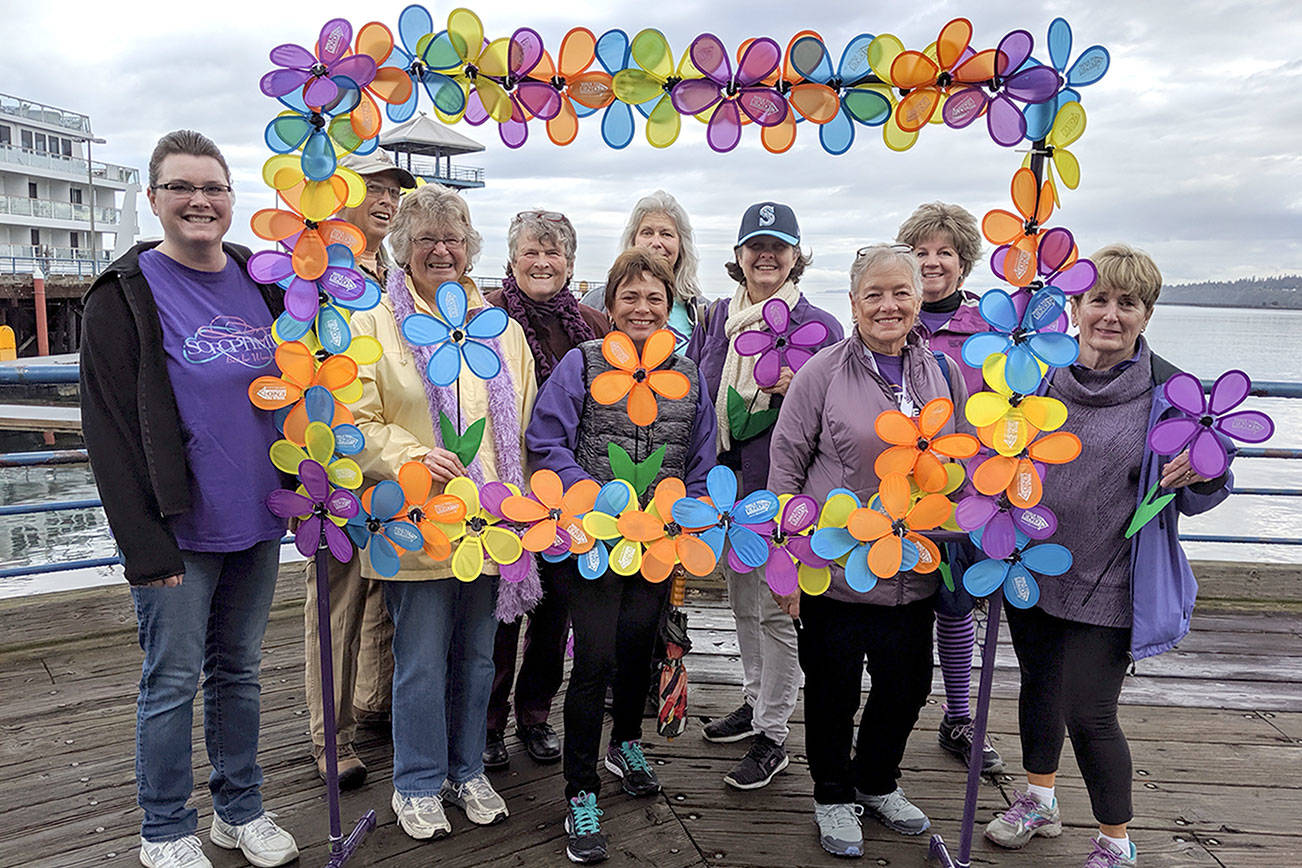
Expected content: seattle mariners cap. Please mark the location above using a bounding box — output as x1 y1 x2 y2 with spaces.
736 201 800 247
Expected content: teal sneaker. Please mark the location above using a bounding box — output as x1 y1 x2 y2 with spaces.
564 792 607 864
604 739 660 796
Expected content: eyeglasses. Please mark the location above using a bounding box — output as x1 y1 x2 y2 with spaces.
413 236 466 250
152 181 233 199
365 181 403 201
855 243 914 257
513 209 569 224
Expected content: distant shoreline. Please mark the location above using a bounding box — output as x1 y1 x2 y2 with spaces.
1156 299 1302 310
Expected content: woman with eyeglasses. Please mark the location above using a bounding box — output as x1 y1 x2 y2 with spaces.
80 130 298 868
767 244 970 857
347 184 538 841
687 202 842 793
481 210 607 771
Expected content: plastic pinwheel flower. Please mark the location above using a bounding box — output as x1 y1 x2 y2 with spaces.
267 456 360 563
529 27 617 147
345 480 425 577
250 182 366 281
577 479 641 579
873 398 979 492
269 407 364 491
501 469 601 554
671 465 779 572
400 280 510 387
955 491 1058 560
345 22 417 130
1148 370 1274 479
752 494 831 596
260 18 378 110
1022 101 1088 208
248 236 369 324
270 245 384 357
888 18 983 133
740 31 840 155
963 527 1073 609
459 27 562 149
942 29 1061 147
264 91 376 183
418 8 517 125
982 167 1056 287
249 341 363 445
378 4 466 123
395 460 467 561
430 477 525 582
787 32 892 156
1021 15 1109 141
669 34 787 153
965 353 1069 456
993 226 1096 298
589 330 690 427
478 481 544 583
733 297 830 388
961 287 1079 395
611 28 701 148
609 477 716 583
972 427 1082 509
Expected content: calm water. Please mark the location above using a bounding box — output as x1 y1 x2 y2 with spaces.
2 305 1299 598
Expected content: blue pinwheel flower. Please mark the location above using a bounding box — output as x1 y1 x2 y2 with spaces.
381 3 468 123
267 246 383 354
345 480 425 577
274 385 365 457
1023 17 1110 141
962 527 1072 609
266 457 360 563
788 33 893 157
671 465 779 571
961 286 1079 394
576 480 641 580
401 281 510 387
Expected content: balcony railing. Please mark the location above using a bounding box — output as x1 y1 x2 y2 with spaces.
0 93 92 135
0 144 139 185
0 193 119 225
401 156 485 186
0 250 110 277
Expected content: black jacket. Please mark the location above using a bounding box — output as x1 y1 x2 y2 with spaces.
79 241 284 584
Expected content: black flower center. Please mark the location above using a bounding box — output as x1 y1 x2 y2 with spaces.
408 507 425 523
468 516 487 533
451 329 465 342
1199 414 1214 428
916 437 930 451
548 507 563 521
310 63 329 78
366 517 383 533
632 368 647 383
663 521 682 538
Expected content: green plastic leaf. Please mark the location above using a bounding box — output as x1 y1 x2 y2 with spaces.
607 442 666 498
727 386 778 441
609 442 636 485
439 412 486 467
1125 482 1175 539
938 557 956 592
636 445 666 496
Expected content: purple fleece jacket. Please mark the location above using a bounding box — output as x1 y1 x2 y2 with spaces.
687 294 844 496
913 289 987 397
524 346 717 498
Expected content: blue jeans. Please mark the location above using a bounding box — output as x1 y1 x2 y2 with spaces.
384 576 498 797
131 539 280 841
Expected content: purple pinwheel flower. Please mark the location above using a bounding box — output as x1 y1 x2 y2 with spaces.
962 527 1072 609
733 298 831 388
480 481 546 583
345 480 424 578
1149 370 1274 479
672 466 779 571
267 458 360 563
961 286 1079 394
752 494 830 596
248 242 369 325
460 28 562 149
942 29 1062 147
401 281 510 387
955 492 1058 559
270 246 383 356
1028 226 1097 296
670 34 788 153
261 19 378 109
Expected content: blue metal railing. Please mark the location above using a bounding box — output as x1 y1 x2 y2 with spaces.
2 377 1299 580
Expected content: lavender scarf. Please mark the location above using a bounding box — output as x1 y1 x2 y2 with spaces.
387 268 540 621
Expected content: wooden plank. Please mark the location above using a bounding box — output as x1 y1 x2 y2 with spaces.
0 402 81 432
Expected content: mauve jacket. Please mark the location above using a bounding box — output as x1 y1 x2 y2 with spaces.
767 332 970 605
915 289 986 397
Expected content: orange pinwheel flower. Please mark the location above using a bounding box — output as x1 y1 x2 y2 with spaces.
982 167 1056 287
972 428 1082 508
889 18 993 132
590 329 691 426
248 341 362 445
616 477 717 583
500 469 601 554
397 461 467 561
848 472 953 580
250 179 366 281
874 398 979 492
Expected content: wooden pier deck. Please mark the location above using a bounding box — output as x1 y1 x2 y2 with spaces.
2 569 1300 868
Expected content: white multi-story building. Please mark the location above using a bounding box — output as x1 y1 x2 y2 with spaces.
0 93 140 276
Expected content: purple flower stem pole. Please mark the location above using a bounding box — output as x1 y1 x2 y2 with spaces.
928 593 1003 868
313 536 377 866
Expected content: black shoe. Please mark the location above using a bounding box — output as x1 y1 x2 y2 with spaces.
483 729 510 770
565 792 608 863
723 733 789 790
520 722 561 764
702 702 756 743
604 740 661 797
353 705 391 731
938 715 1005 775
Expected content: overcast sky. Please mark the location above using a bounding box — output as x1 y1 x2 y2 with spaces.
5 0 1300 299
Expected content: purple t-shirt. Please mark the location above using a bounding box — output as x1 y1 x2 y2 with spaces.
140 250 286 551
919 309 954 335
870 351 904 388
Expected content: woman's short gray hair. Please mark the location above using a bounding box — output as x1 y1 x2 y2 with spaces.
618 190 703 302
388 183 483 271
850 244 923 300
506 210 577 274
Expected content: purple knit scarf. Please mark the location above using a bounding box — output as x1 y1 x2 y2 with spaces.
387 268 540 621
498 274 596 383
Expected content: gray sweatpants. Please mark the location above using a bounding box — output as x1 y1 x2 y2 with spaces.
725 562 802 744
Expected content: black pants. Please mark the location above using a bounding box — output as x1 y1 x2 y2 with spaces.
487 558 571 732
1006 605 1133 826
798 593 935 804
559 567 669 799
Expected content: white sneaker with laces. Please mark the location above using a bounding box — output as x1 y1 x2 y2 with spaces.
441 773 509 825
210 813 299 867
391 790 453 839
139 835 212 868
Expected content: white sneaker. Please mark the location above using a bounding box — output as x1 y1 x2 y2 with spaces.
441 773 509 825
139 835 212 868
392 790 453 839
210 813 299 867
